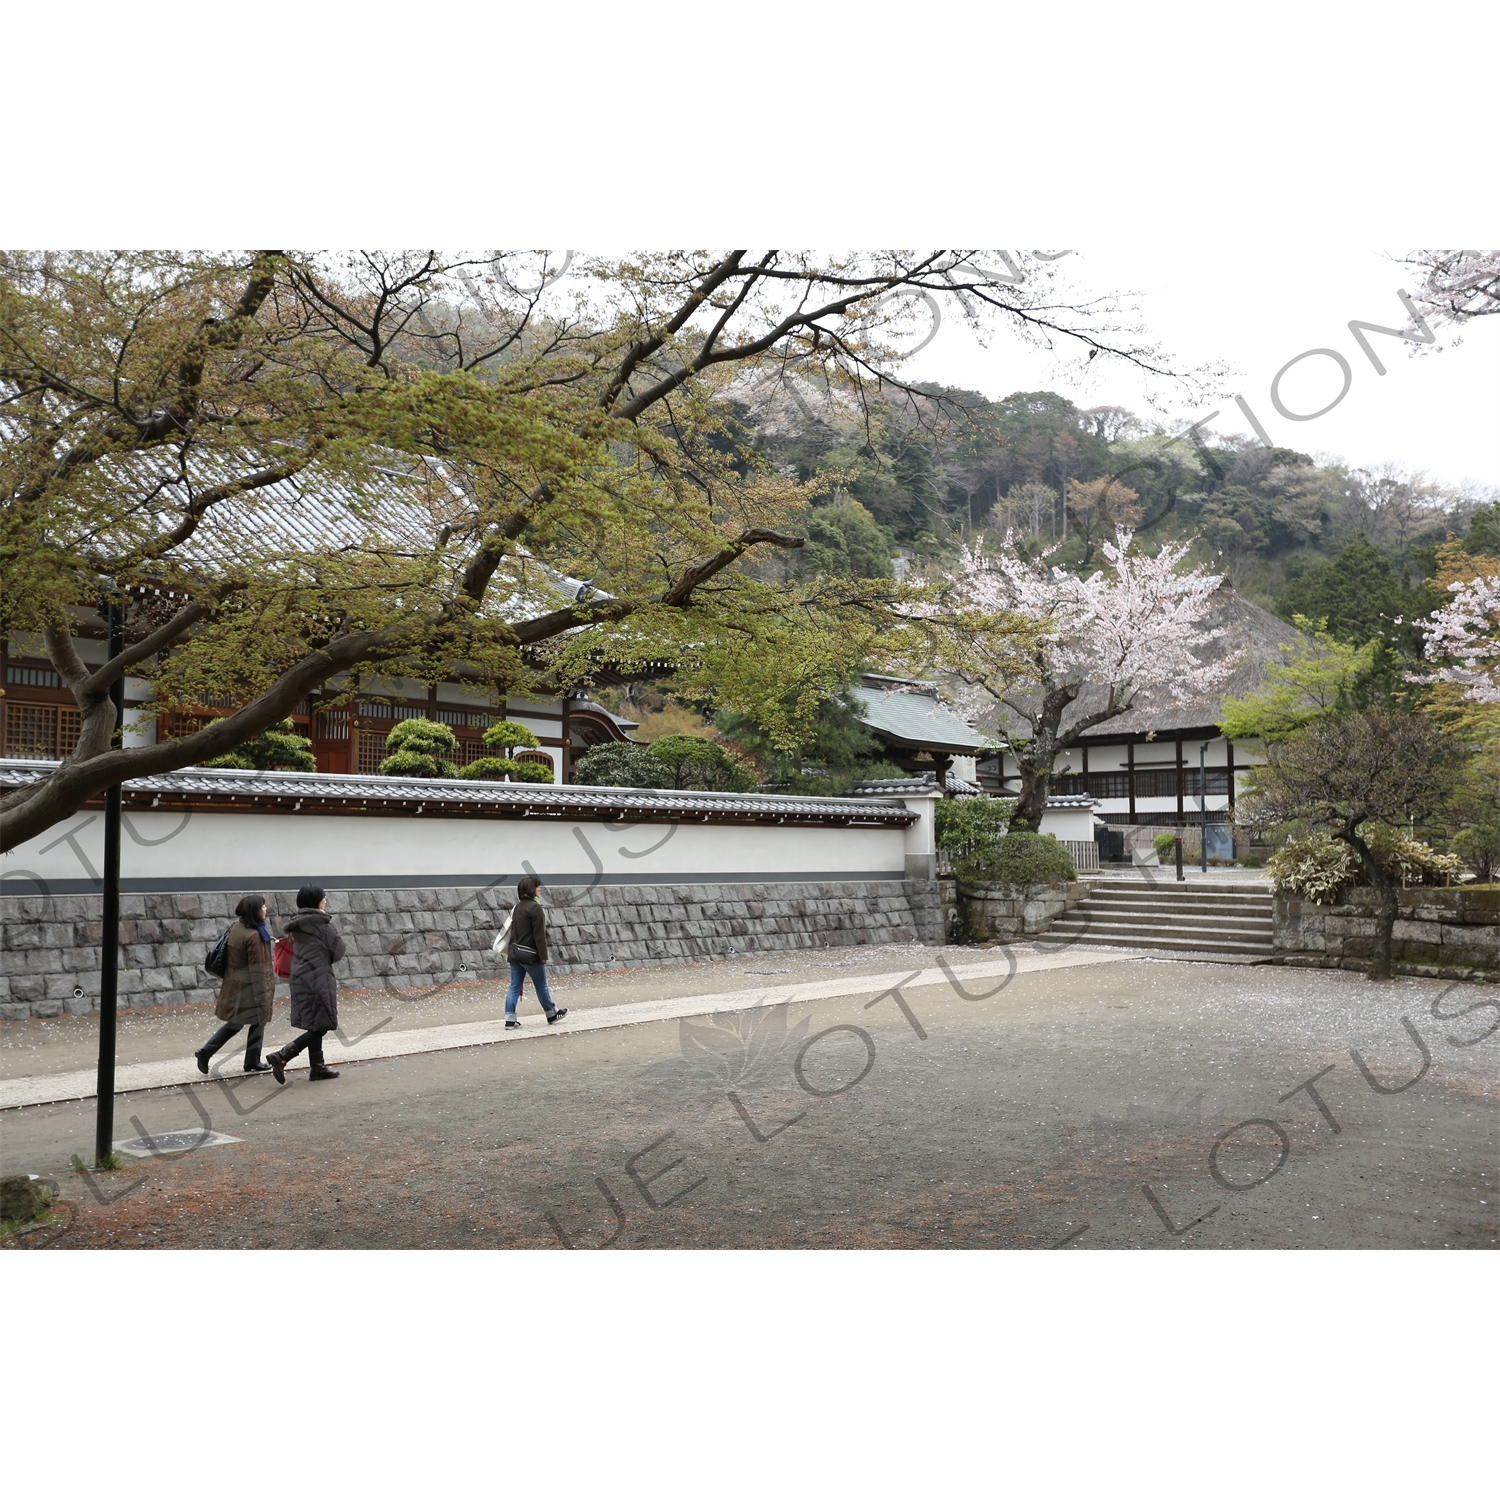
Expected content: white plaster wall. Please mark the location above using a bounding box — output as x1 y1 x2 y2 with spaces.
2 808 909 891
1038 806 1095 841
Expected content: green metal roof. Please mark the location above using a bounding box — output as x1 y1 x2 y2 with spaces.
852 676 996 754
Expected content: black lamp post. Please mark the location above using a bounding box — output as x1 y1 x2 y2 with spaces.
94 599 124 1166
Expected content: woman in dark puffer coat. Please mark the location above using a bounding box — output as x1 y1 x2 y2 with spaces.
266 885 347 1084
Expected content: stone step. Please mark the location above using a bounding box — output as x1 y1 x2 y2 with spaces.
1084 896 1273 916
1059 914 1273 936
1086 882 1272 894
1038 927 1275 957
1086 886 1273 905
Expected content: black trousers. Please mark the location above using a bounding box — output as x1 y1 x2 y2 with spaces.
280 1028 328 1068
200 1021 266 1069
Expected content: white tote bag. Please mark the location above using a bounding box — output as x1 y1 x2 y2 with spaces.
490 907 514 955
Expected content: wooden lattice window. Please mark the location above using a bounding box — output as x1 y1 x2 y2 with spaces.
6 703 57 758
315 709 350 740
356 734 387 775
3 703 83 760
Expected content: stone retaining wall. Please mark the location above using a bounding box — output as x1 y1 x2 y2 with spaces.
0 879 946 1020
961 880 1092 942
1274 886 1500 979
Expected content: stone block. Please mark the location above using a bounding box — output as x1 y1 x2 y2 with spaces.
5 924 40 948
30 998 64 1018
0 1002 33 1021
1444 945 1497 969
1398 940 1440 964
1392 919 1441 944
1444 922 1499 949
44 973 85 1002
116 969 145 995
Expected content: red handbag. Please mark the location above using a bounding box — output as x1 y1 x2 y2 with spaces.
273 936 295 979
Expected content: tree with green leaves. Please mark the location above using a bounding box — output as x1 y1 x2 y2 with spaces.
1275 533 1439 660
3 249 1191 852
717 686 903 794
1218 617 1380 741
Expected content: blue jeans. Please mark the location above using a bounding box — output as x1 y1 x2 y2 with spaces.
505 961 555 1018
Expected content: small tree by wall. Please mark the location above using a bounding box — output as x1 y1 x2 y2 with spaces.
1238 710 1461 978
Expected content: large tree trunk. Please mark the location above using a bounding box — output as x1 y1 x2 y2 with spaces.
1002 685 1077 834
1348 832 1398 980
1009 759 1051 833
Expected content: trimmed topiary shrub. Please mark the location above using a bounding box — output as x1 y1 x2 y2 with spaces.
1152 831 1178 859
203 718 316 772
954 830 1076 888
647 734 757 792
573 742 672 789
935 796 1015 854
378 718 460 778
482 721 542 753
458 755 556 784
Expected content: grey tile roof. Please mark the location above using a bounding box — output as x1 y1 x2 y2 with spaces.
852 677 996 754
0 761 916 827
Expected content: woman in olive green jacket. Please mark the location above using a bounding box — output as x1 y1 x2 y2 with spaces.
195 894 276 1073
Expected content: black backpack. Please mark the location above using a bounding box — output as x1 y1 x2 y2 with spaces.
204 929 231 978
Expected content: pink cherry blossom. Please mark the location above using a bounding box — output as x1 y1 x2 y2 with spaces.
923 525 1238 828
1414 573 1500 704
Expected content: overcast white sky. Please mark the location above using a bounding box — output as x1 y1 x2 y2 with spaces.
903 250 1499 493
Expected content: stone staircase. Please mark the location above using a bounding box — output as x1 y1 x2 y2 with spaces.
1037 878 1275 960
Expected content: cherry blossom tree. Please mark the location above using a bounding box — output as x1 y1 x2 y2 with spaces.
1400 250 1500 341
1414 574 1500 704
927 527 1237 831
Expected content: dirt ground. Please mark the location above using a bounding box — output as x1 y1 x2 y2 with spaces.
2 956 1495 1249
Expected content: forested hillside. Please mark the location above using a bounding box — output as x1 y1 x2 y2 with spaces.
736 376 1496 631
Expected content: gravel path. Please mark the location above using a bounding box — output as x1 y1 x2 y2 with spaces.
4 957 1494 1249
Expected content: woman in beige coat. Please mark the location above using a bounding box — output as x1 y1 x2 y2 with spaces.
195 894 276 1073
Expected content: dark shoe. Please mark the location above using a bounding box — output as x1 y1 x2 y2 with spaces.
309 1065 340 1080
546 1008 568 1024
266 1050 288 1085
193 1051 209 1075
243 1061 272 1073
505 1018 521 1029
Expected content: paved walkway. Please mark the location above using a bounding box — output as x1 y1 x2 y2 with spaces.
0 948 1119 1111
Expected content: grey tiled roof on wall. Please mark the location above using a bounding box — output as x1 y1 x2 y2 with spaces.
0 761 917 827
